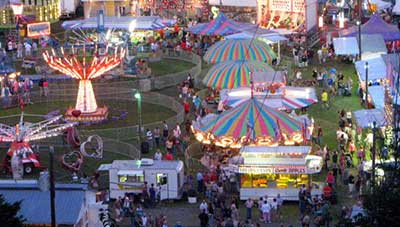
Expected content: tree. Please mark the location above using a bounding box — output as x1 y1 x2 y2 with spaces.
0 194 25 227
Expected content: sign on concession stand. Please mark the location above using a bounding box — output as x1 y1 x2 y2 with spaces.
27 22 51 38
238 165 307 174
257 0 318 32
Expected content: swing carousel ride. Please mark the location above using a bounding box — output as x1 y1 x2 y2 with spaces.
0 113 77 174
43 45 126 122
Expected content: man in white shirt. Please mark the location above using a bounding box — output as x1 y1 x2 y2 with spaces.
199 200 208 213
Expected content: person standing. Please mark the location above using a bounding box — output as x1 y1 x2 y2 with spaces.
245 198 254 220
198 209 209 227
149 183 156 208
162 121 169 143
146 129 153 150
261 200 272 224
348 173 355 196
38 77 44 96
154 149 162 160
43 78 49 96
154 127 161 148
317 126 323 146
197 171 204 193
321 90 329 109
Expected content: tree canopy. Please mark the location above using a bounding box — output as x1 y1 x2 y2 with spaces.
0 194 25 227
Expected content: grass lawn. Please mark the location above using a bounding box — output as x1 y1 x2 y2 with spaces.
149 59 195 77
0 100 176 130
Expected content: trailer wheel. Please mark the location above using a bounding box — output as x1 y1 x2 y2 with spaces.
24 164 34 174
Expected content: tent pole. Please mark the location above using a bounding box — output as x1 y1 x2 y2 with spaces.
278 41 281 65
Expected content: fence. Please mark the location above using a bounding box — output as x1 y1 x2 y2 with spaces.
0 83 184 143
152 51 202 90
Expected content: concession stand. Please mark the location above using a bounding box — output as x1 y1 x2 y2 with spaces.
237 146 323 201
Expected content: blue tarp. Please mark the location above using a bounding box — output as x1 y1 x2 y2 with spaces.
355 57 387 82
354 108 387 128
368 85 385 109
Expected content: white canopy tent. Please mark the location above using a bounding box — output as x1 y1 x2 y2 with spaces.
366 0 392 11
355 57 387 82
360 34 387 60
333 37 359 56
208 0 257 7
224 32 288 62
394 0 400 15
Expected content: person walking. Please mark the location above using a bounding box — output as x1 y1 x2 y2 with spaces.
321 90 329 109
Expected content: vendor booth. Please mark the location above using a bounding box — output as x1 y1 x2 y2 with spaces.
237 146 323 201
106 159 184 200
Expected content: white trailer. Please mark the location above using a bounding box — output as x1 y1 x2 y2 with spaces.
107 159 184 200
59 0 79 17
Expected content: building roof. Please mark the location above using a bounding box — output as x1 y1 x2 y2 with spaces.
0 181 87 225
111 160 183 171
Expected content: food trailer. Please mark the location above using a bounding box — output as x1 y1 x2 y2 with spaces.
107 159 184 200
237 146 323 201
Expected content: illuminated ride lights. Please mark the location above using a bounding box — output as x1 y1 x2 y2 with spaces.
43 45 125 122
0 113 77 171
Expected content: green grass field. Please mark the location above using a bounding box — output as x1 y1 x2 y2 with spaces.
149 59 195 76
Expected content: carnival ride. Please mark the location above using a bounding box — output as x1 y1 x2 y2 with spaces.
43 45 126 122
0 113 77 175
192 98 304 148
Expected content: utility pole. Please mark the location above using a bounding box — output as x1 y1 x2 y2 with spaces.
365 62 369 108
357 0 362 59
371 121 377 190
49 146 56 227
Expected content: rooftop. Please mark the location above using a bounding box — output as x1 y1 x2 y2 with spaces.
0 180 87 225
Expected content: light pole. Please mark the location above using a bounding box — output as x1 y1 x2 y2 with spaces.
357 20 361 60
133 89 142 145
10 2 23 43
49 146 56 227
365 62 369 108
